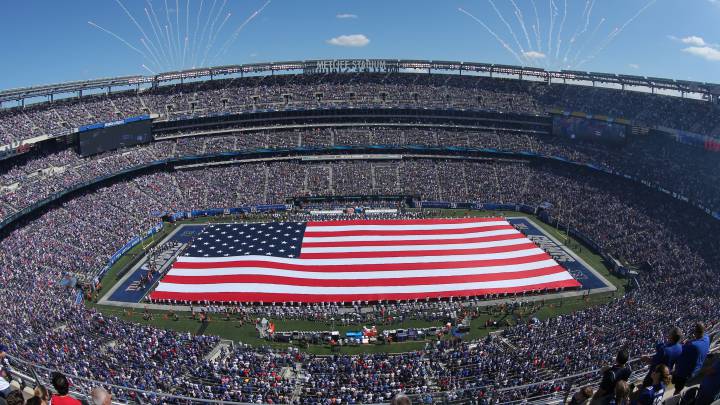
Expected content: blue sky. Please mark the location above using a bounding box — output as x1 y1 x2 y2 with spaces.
1 0 719 90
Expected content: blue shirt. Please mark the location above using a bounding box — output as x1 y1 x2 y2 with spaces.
633 382 665 405
675 335 710 378
651 341 682 370
696 359 720 405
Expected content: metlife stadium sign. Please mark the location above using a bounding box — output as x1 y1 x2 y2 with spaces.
305 59 395 74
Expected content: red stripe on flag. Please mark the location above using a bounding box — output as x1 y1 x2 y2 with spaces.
301 232 525 248
157 266 568 287
149 279 581 303
304 224 514 237
306 218 504 226
299 243 539 259
172 252 552 272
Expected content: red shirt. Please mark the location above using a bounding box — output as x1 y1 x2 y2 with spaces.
51 395 83 405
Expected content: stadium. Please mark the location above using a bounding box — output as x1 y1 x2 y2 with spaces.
1 2 720 405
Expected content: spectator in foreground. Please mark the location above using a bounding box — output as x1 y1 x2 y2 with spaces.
632 364 670 405
50 373 81 405
608 380 630 405
90 387 111 405
673 322 711 395
695 357 720 405
569 386 593 405
593 349 632 401
391 393 412 405
0 367 10 399
642 326 683 387
33 386 48 405
4 391 23 405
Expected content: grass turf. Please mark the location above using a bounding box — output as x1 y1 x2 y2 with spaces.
89 210 626 354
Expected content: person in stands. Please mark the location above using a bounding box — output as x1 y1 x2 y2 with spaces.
632 364 670 405
50 373 81 405
642 326 683 387
391 393 412 405
695 356 720 405
569 386 594 405
673 322 710 395
609 380 630 405
90 387 112 405
593 349 632 401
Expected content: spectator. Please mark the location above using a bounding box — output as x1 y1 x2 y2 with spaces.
49 373 80 405
569 386 594 405
391 393 412 405
608 380 630 405
632 364 670 405
673 322 711 394
0 367 10 399
695 357 720 405
593 349 632 401
90 387 110 405
32 386 48 405
641 326 683 387
3 391 22 405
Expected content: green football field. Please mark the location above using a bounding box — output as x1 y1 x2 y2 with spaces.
89 210 626 355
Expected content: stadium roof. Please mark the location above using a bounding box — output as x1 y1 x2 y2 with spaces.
0 59 718 104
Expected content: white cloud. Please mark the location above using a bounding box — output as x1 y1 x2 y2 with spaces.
680 36 707 47
326 34 370 47
336 13 358 19
628 63 640 69
682 46 720 61
523 51 546 59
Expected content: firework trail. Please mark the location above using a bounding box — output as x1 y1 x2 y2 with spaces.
164 24 175 67
194 0 218 67
212 0 272 63
163 0 177 67
113 0 163 69
510 0 533 50
88 21 147 58
547 0 557 57
459 7 525 65
140 38 163 69
531 0 542 53
190 0 204 68
201 11 233 67
487 0 530 63
175 0 181 64
577 0 657 68
183 0 189 68
571 17 605 67
563 0 595 63
200 0 228 66
145 6 170 69
555 0 568 59
141 64 157 75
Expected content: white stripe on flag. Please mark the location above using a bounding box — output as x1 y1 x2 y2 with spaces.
304 221 509 232
175 248 546 264
166 259 560 279
300 237 529 253
301 228 520 242
154 272 574 294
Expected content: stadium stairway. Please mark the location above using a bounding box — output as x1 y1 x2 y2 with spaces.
290 364 305 403
203 339 233 361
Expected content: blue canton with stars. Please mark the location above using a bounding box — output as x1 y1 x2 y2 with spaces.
183 222 306 258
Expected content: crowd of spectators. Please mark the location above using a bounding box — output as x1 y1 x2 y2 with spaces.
1 72 719 147
1 124 718 230
1 156 720 403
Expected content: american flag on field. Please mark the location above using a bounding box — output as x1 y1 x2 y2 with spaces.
149 218 581 303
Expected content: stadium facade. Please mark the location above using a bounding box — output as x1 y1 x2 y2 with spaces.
0 60 719 404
